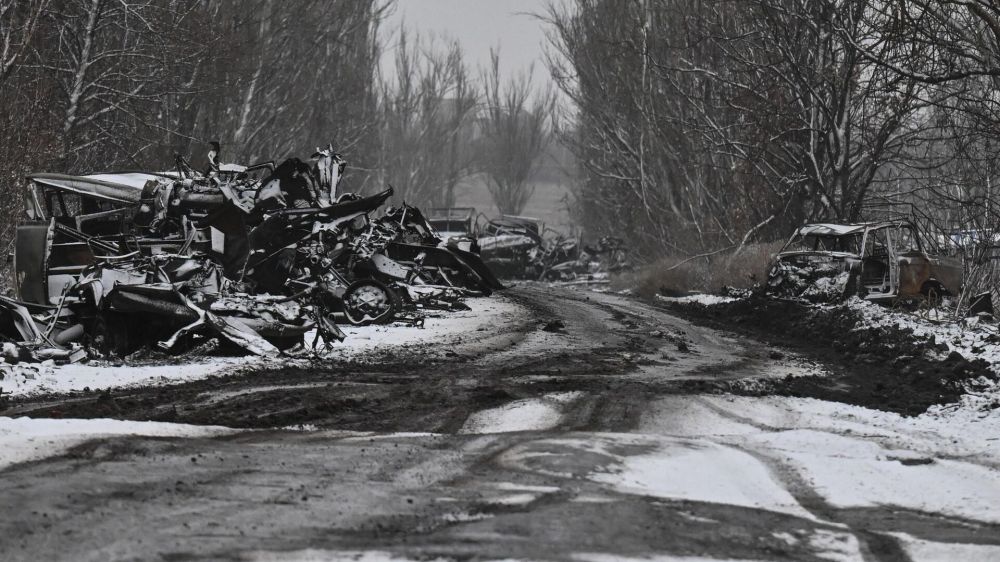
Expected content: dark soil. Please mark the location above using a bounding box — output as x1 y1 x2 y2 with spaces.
660 295 998 416
6 286 990 427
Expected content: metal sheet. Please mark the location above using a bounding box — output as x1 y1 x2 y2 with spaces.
29 173 147 203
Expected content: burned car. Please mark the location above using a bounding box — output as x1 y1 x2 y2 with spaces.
7 145 503 359
767 221 963 302
426 207 478 252
478 215 545 278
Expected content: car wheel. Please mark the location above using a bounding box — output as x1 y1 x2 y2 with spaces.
343 279 399 325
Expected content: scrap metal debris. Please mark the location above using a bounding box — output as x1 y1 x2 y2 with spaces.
474 215 630 282
3 146 504 362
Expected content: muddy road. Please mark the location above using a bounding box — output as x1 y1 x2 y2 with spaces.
3 286 999 561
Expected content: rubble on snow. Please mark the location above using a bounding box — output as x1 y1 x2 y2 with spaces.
1 145 504 365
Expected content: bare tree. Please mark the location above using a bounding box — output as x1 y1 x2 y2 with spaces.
175 0 388 181
0 0 55 270
0 0 48 84
378 28 479 207
26 0 210 170
543 0 931 258
479 50 555 216
0 0 389 278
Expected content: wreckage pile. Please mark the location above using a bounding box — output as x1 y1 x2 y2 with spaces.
3 147 503 364
472 215 630 282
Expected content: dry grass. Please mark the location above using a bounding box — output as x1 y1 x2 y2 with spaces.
613 242 784 299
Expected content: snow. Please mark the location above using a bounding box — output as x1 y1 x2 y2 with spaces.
641 395 1000 524
846 297 1000 366
573 555 765 562
1 357 256 398
771 529 863 562
655 294 739 306
749 429 1000 523
844 297 1000 424
585 436 818 521
499 433 816 521
242 551 449 562
307 296 525 356
459 392 583 434
0 416 236 471
891 533 1000 562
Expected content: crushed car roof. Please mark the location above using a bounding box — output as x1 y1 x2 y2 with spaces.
797 221 912 237
27 172 171 203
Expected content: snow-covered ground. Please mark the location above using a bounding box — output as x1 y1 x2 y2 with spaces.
0 357 258 398
846 296 1000 368
635 393 1000 561
459 392 584 434
488 393 1000 560
843 298 1000 423
317 295 523 356
0 296 523 398
0 416 237 470
671 293 1000 430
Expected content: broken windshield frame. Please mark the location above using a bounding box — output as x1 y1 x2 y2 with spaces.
783 232 863 254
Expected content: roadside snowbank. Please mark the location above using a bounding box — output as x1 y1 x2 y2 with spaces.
663 291 1000 424
846 297 1000 367
0 357 256 398
0 416 236 471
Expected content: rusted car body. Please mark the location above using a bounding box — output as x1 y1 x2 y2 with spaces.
767 221 963 302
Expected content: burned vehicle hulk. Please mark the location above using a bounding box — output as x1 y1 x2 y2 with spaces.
766 221 963 303
478 215 546 278
426 207 478 253
7 146 503 359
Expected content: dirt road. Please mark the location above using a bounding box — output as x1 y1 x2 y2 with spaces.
3 286 999 561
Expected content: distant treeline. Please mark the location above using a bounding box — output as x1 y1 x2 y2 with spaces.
545 0 1000 259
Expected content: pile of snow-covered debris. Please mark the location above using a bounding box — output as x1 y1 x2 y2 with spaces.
0 145 505 370
0 295 521 398
658 287 1000 419
845 297 1000 415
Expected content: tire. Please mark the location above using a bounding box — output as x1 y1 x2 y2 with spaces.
920 280 946 308
342 279 399 325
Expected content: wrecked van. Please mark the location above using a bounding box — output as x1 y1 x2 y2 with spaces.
767 221 963 302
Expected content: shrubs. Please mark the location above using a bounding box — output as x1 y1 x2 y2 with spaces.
614 242 783 299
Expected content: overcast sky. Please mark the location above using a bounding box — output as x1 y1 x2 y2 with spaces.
382 0 555 87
